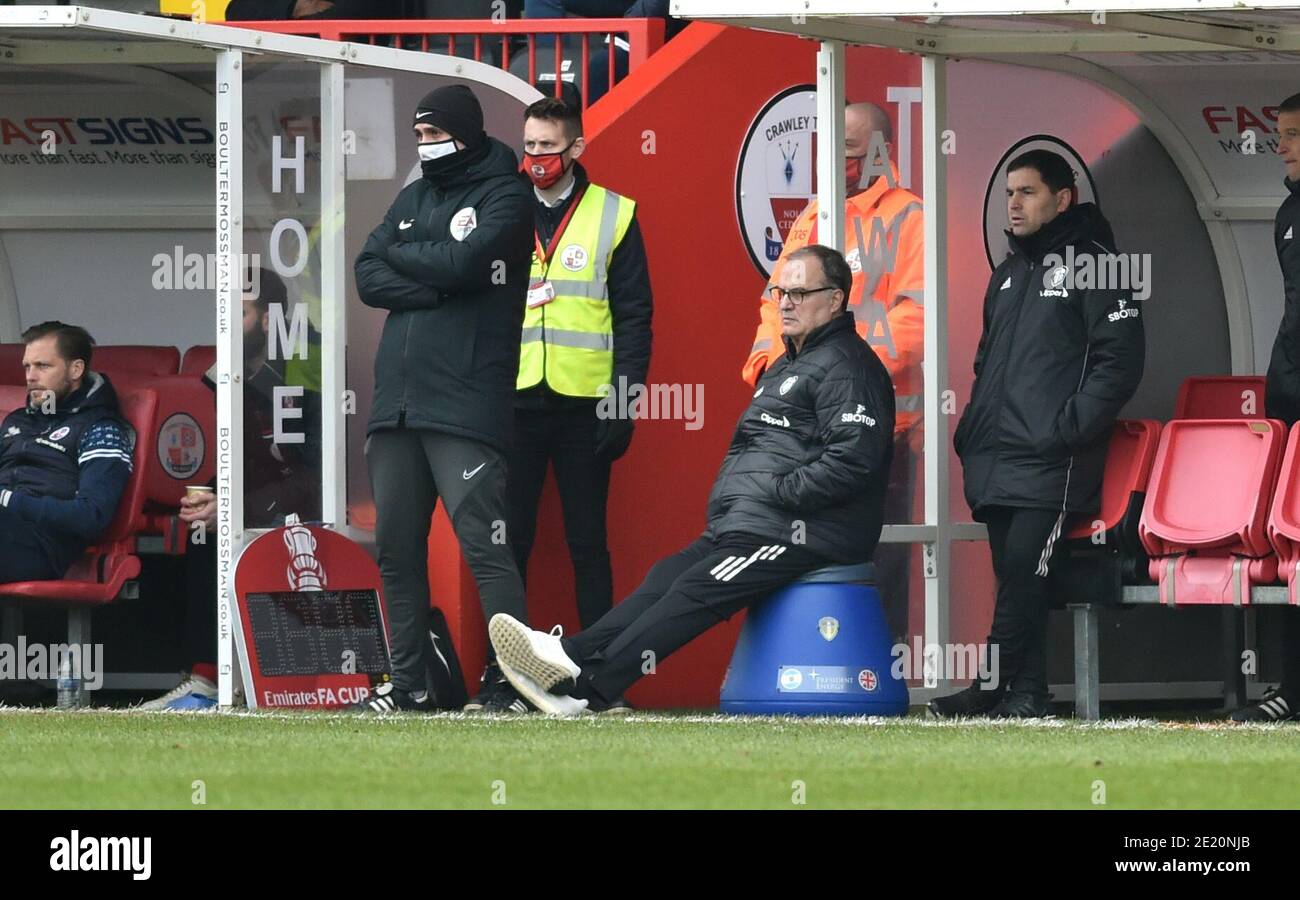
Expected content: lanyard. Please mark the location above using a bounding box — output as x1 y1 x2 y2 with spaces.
533 185 588 279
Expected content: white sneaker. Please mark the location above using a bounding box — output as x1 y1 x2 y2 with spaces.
136 674 217 711
498 660 588 718
488 614 581 692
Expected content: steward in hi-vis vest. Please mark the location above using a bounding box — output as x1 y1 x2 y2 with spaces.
504 96 653 713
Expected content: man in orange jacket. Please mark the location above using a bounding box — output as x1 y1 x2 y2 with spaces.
742 100 924 639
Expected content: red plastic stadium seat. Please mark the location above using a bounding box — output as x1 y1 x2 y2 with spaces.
94 345 180 377
181 345 215 377
0 344 180 384
1065 419 1161 541
1140 419 1285 606
0 384 26 417
1267 425 1300 602
1173 375 1267 419
0 344 21 384
0 387 158 605
112 372 215 515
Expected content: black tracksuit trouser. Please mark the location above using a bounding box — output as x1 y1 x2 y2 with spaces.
560 531 827 707
982 505 1067 698
506 405 613 630
368 427 528 693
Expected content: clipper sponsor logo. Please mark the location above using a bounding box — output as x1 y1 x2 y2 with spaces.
35 437 68 452
49 831 151 880
840 404 876 426
760 411 790 428
0 116 213 147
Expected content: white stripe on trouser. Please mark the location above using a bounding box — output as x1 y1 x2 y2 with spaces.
1035 512 1066 578
713 545 786 582
710 556 741 577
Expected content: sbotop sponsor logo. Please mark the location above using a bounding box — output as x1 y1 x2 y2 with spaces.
49 831 151 881
596 375 704 431
891 638 1000 688
1039 247 1152 303
0 638 103 691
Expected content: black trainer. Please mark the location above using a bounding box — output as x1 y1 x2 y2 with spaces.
481 678 534 714
928 683 1004 719
464 663 508 712
1230 685 1300 723
598 697 634 715
988 690 1052 719
351 681 433 714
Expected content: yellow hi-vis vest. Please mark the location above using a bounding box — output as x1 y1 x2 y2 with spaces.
517 184 636 398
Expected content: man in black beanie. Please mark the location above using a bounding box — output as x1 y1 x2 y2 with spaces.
354 83 535 714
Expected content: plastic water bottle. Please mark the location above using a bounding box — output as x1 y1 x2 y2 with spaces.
57 656 78 710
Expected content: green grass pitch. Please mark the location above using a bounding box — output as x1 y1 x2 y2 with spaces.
3 709 1299 809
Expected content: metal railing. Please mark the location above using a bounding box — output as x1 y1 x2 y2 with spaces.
226 18 667 110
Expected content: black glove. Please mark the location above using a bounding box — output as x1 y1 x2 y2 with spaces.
594 416 635 461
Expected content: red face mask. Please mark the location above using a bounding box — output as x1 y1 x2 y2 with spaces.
845 154 865 188
522 142 574 188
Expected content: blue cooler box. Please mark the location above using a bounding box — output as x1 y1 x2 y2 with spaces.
719 563 909 716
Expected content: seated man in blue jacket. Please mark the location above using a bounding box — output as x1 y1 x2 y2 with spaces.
0 322 133 582
487 245 896 715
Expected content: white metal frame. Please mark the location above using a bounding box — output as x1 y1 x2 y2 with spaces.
0 6 540 708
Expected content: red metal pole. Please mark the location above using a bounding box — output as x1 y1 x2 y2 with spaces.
554 32 562 95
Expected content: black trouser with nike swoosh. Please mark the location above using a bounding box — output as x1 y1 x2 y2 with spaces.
559 531 827 707
368 427 528 693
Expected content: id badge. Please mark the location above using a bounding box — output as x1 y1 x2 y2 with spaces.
527 280 556 309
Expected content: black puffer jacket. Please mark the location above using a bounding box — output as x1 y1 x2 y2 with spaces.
355 137 533 450
954 203 1145 518
706 312 895 564
1266 177 1300 425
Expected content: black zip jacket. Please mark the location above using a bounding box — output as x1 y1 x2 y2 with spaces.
355 137 533 450
705 311 895 564
518 162 654 410
954 202 1145 518
1266 177 1300 424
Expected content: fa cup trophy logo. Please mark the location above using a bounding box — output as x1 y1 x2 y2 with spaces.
283 514 327 591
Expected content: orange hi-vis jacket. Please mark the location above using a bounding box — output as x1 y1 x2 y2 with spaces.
743 161 925 441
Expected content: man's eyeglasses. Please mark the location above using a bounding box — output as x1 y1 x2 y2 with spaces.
771 285 839 305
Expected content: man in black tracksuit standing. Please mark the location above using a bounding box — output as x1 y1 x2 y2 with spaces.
931 149 1145 719
482 245 895 716
1233 92 1300 723
354 84 534 714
